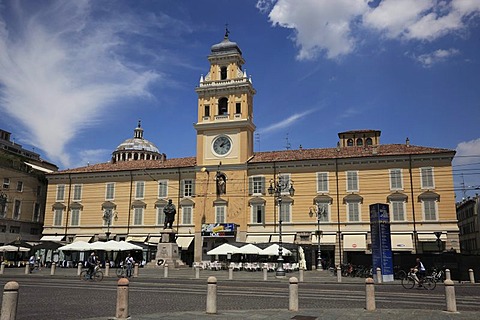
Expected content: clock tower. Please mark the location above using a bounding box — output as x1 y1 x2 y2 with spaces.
194 30 256 167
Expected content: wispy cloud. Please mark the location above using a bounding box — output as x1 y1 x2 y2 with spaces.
0 1 164 167
413 48 460 67
258 109 317 135
453 138 480 198
258 0 480 60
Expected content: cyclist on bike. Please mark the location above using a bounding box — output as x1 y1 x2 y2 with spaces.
412 257 426 287
86 252 97 279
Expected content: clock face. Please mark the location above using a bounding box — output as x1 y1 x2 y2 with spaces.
212 135 232 156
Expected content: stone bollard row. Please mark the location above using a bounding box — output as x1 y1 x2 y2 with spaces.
77 262 83 276
228 266 233 280
299 268 304 282
50 262 56 276
445 268 451 281
206 276 217 314
444 279 457 312
24 264 29 275
289 277 299 311
337 266 342 283
133 263 139 278
164 264 169 278
116 278 129 319
0 262 5 275
1 281 19 320
376 267 382 284
263 266 268 281
468 269 475 284
365 278 376 311
105 263 110 277
195 266 200 279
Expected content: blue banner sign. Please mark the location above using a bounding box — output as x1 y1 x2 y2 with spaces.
370 203 394 282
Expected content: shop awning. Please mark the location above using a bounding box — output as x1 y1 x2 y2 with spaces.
270 234 295 243
343 234 366 251
126 236 147 242
391 234 413 251
40 235 65 241
176 236 194 249
246 235 270 244
73 236 93 243
417 233 447 241
312 234 336 245
147 236 161 244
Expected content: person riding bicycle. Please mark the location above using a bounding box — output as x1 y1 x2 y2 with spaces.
412 257 426 287
86 252 98 278
125 253 135 278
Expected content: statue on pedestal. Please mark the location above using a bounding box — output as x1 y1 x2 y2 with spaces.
163 199 176 229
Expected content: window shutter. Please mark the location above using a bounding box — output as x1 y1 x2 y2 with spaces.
261 177 266 195
248 177 253 195
180 180 185 197
192 179 196 196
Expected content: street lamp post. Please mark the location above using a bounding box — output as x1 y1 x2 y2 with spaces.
309 202 327 271
268 176 295 278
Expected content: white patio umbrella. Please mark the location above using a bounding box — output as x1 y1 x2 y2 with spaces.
206 243 241 255
57 241 92 251
92 240 142 251
259 244 292 256
239 243 262 255
0 245 30 252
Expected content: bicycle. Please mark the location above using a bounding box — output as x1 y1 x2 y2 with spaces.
80 265 103 281
430 267 445 283
395 269 407 280
401 269 436 290
116 264 133 278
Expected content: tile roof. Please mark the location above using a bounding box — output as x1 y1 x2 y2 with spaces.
50 144 454 175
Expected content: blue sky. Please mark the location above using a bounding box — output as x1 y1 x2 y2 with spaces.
0 0 479 199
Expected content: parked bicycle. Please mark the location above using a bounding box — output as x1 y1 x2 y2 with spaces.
430 266 445 283
116 265 128 278
401 269 436 290
80 265 103 281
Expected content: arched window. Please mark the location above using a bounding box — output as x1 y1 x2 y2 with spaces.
220 67 227 80
218 97 228 115
366 138 373 146
347 139 354 146
356 138 363 146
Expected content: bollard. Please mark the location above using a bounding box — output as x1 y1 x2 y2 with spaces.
105 263 109 277
289 277 299 311
444 279 457 312
445 269 451 281
206 276 217 314
195 266 200 279
77 262 83 276
299 268 304 283
263 266 268 281
365 278 376 311
228 266 233 280
164 264 169 278
50 262 56 276
116 278 130 319
0 262 5 275
376 267 382 284
24 264 29 275
337 266 342 283
1 281 19 320
133 263 139 278
468 269 475 284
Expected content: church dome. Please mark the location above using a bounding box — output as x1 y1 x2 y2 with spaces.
210 29 242 55
112 121 165 163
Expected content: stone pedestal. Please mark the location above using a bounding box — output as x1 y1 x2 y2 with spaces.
148 229 185 268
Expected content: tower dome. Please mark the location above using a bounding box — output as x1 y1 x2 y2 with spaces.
112 121 165 163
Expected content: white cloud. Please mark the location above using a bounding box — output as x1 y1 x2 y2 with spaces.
453 138 480 199
415 48 460 67
258 0 480 60
258 109 316 134
454 138 480 166
0 1 161 167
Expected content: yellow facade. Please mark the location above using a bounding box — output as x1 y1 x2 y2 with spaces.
44 34 458 267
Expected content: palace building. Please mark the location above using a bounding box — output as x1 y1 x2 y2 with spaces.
43 33 459 267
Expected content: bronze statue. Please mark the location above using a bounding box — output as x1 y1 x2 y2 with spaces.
163 199 176 229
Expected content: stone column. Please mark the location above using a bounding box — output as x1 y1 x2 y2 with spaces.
116 278 129 319
1 281 19 320
206 277 217 314
444 279 457 312
365 278 376 311
289 277 299 311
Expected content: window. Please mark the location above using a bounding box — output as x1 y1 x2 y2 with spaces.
182 179 195 197
54 209 63 226
220 66 227 80
390 201 405 221
347 139 354 146
204 105 210 117
218 97 228 115
71 208 80 226
346 171 359 192
251 204 264 224
316 172 329 193
158 180 168 198
133 207 143 225
356 138 363 146
235 102 241 114
215 206 226 223
423 200 437 221
16 181 23 192
0 225 6 232
420 167 435 189
73 184 82 201
279 174 291 195
182 206 193 225
347 202 360 222
135 181 145 199
279 202 291 222
390 169 403 190
33 203 41 222
56 185 65 201
3 178 10 189
9 226 20 234
366 138 373 146
249 176 265 195
157 206 165 225
105 183 115 200
13 200 21 220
